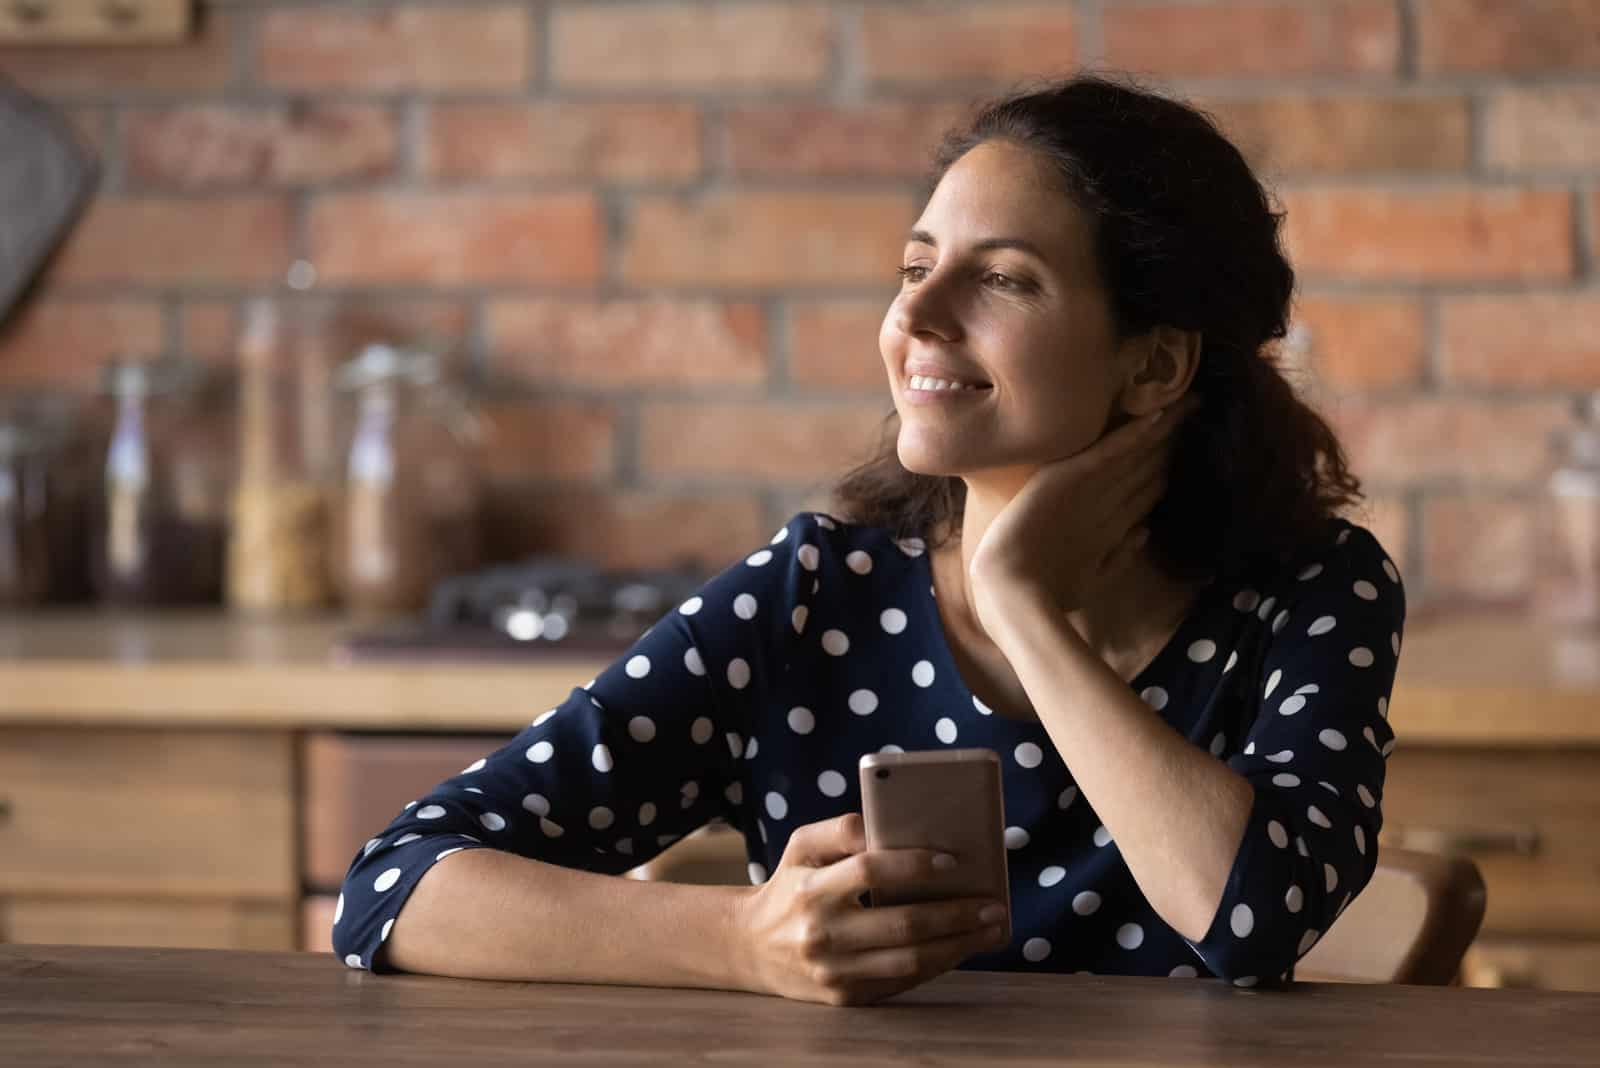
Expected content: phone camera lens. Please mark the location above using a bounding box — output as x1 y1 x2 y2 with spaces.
875 769 890 780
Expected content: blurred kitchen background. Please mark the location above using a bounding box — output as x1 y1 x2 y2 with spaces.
1 1 1598 990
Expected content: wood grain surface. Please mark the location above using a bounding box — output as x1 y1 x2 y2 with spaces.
1 611 1598 742
4 943 1599 1067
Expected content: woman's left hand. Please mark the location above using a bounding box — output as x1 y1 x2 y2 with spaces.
967 395 1198 638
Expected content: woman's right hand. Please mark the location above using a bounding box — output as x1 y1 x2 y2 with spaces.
731 813 1010 1006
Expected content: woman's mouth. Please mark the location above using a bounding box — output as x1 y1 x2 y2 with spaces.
907 374 988 392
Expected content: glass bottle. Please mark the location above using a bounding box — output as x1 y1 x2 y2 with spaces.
88 357 231 606
1531 392 1600 625
0 392 84 607
329 343 483 618
226 298 335 613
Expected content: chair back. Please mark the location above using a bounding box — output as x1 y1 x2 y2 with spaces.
1297 847 1487 985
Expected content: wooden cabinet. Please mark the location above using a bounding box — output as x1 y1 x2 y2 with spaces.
1 612 1598 990
0 726 296 950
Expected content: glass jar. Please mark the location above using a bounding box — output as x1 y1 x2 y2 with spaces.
1531 392 1600 625
226 298 336 614
0 392 86 607
88 357 232 606
329 344 483 617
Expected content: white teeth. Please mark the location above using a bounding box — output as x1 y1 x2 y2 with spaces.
909 374 983 392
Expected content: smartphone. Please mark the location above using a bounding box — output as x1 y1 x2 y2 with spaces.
858 747 1011 942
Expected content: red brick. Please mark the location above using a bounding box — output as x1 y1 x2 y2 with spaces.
0 10 233 93
0 298 164 388
1203 95 1470 175
788 300 894 392
1417 0 1600 74
1421 494 1534 602
639 401 884 482
47 197 291 286
180 298 472 367
1348 493 1411 579
1327 396 1571 488
486 299 767 389
1105 2 1398 79
126 104 398 189
259 4 530 91
860 3 1077 85
621 192 914 288
477 399 617 481
1485 89 1600 171
426 102 701 182
1281 188 1573 283
1287 295 1427 391
727 102 974 179
1438 295 1600 389
482 488 768 571
307 192 603 286
551 2 830 89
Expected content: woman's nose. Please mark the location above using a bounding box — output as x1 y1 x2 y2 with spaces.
894 274 961 342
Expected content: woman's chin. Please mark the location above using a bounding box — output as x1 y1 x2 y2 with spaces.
895 440 967 478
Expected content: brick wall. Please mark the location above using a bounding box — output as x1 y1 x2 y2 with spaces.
2 1 1596 601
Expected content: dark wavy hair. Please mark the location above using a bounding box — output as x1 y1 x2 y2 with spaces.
832 73 1362 584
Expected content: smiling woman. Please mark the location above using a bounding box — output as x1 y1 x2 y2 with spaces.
331 73 1403 1008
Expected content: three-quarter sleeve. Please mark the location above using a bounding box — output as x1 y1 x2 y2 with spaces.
1187 525 1405 985
331 516 814 972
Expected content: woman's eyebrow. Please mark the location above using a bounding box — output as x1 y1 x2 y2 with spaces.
905 228 1049 262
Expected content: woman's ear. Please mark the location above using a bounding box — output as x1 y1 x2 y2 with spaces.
1120 326 1201 415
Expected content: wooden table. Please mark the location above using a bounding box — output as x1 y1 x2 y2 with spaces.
4 944 1599 1067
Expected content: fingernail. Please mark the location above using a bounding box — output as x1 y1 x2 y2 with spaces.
979 904 1007 924
933 853 957 871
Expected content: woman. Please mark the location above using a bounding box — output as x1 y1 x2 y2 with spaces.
331 74 1403 1006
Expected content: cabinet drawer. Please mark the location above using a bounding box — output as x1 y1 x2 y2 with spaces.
1379 748 1600 936
1 896 296 951
301 733 507 890
1462 938 1600 993
302 893 338 953
0 728 294 898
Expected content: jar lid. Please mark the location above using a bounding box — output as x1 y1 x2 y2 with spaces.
335 343 441 391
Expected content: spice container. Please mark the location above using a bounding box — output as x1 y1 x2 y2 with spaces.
329 343 483 617
87 357 230 606
1531 392 1600 625
226 299 335 613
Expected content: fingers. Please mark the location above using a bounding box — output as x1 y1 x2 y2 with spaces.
780 813 867 871
811 922 1007 990
804 845 955 906
830 896 1006 953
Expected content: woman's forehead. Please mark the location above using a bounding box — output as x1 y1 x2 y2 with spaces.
914 145 1093 270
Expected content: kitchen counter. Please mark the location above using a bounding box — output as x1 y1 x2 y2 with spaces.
0 610 1596 743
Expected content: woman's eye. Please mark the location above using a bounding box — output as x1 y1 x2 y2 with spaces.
985 272 1019 290
895 265 928 283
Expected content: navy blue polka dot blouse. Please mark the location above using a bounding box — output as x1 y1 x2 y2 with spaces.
333 510 1404 987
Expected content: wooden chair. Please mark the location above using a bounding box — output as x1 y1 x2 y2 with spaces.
1296 847 1487 985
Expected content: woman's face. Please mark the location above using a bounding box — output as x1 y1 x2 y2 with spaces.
880 139 1132 483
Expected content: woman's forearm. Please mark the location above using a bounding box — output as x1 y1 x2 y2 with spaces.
382 848 757 992
985 586 1254 943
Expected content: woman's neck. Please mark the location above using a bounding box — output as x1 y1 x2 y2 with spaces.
940 478 1207 683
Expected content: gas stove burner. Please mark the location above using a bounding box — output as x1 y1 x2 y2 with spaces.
337 556 710 660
